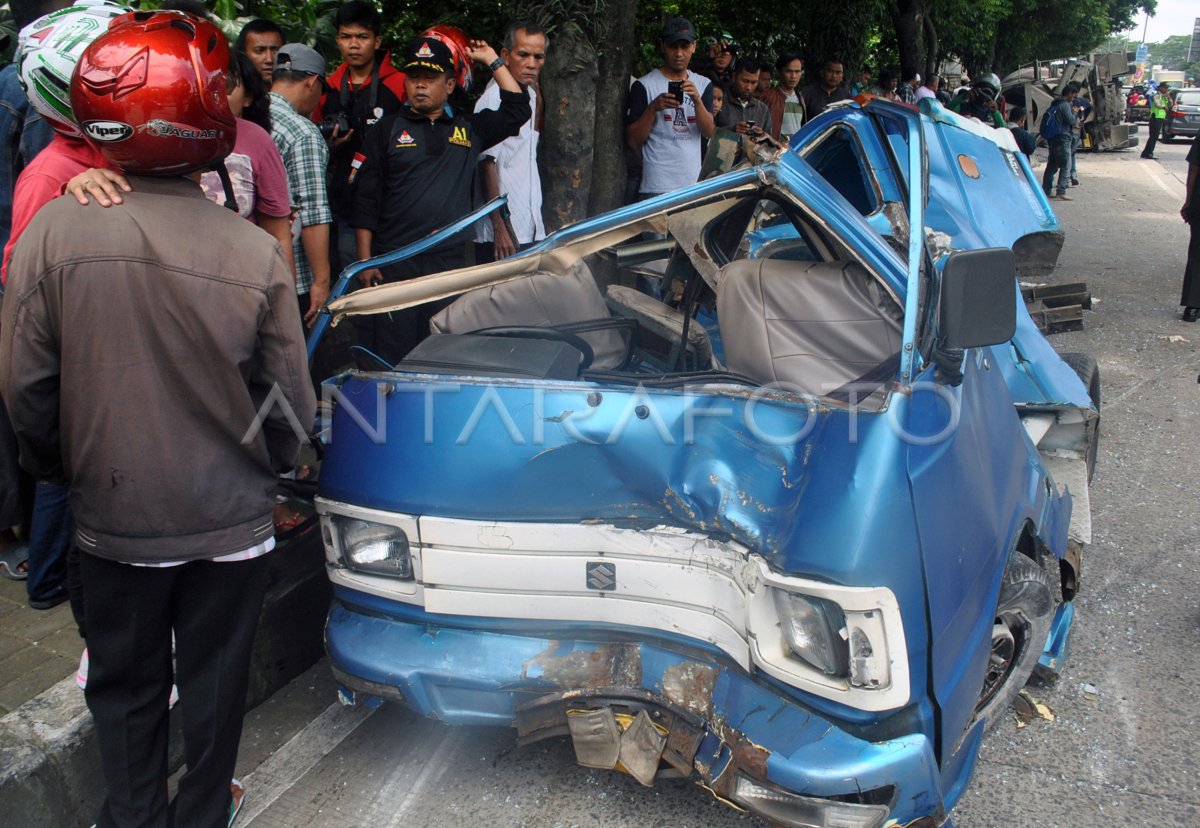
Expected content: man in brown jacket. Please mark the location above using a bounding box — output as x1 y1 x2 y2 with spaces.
0 12 316 826
761 52 805 142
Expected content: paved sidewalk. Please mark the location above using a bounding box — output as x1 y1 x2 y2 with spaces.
0 575 79 715
0 522 329 826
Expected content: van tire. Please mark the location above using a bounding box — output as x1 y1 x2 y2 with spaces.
975 553 1057 732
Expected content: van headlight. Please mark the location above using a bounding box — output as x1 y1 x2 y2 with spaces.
328 516 413 579
771 587 892 689
748 558 908 710
773 589 849 676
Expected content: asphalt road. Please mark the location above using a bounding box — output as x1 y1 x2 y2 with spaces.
227 138 1200 828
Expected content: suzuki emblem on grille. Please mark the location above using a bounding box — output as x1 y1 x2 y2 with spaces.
586 562 616 591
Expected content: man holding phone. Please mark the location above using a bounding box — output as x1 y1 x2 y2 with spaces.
625 16 714 200
715 57 773 139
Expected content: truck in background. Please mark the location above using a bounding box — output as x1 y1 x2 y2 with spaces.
1149 69 1186 89
1002 53 1138 151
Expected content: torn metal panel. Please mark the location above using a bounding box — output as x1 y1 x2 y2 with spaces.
617 709 668 786
566 707 621 769
662 720 705 776
665 198 742 291
1040 450 1090 544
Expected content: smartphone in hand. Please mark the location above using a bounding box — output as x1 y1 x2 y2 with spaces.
667 80 684 102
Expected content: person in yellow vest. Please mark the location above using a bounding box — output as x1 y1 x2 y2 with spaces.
1141 81 1170 160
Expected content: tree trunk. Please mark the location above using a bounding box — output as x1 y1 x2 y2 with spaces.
890 0 927 81
923 13 938 82
539 29 598 232
586 0 637 217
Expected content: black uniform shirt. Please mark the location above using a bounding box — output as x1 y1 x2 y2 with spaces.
351 89 531 255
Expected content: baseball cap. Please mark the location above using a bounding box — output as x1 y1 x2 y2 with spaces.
661 17 696 44
405 36 455 75
275 43 331 91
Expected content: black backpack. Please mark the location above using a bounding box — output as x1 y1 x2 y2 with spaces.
1038 100 1064 141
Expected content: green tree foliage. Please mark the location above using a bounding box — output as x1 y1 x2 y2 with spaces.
989 0 1152 70
630 0 885 81
889 0 1152 81
1141 34 1194 70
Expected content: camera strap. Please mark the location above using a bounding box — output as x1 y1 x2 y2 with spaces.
215 162 239 213
340 59 382 125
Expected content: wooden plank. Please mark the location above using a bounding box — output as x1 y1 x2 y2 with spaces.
1021 282 1092 309
1026 300 1084 334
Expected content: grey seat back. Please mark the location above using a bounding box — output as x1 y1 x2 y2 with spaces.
430 261 626 369
716 258 903 397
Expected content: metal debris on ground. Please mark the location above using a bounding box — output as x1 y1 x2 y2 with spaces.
1020 282 1091 334
1081 682 1101 701
1013 689 1056 728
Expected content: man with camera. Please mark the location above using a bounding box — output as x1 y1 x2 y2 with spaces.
625 16 714 201
314 1 407 273
715 57 773 139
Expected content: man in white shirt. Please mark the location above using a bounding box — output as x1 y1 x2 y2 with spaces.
624 16 715 200
915 73 939 102
475 20 548 263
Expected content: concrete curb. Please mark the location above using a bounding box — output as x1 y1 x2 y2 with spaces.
0 527 330 826
0 676 98 826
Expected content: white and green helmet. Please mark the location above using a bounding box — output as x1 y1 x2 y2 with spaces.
17 1 129 137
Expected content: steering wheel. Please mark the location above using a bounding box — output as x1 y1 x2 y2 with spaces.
474 326 595 370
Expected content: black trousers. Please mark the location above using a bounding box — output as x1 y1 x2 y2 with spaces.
1184 207 1200 308
1142 116 1162 156
1042 136 1071 195
350 247 464 366
0 287 33 530
82 551 270 828
0 394 31 531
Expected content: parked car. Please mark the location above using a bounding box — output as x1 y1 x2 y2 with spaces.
311 97 1098 828
1163 88 1200 141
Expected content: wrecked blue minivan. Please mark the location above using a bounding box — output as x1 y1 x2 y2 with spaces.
311 98 1098 827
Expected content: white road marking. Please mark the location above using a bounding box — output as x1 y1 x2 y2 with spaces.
385 726 466 827
1143 160 1185 200
240 701 375 825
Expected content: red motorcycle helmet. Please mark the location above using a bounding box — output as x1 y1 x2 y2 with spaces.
71 10 235 175
421 24 473 91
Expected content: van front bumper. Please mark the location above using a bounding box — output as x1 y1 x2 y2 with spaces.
327 588 952 827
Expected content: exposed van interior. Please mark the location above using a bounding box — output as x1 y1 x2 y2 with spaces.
337 187 905 406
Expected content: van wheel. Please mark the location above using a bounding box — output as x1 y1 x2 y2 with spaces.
1061 352 1100 483
975 553 1057 732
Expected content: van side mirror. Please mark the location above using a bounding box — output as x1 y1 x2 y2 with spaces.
939 248 1017 350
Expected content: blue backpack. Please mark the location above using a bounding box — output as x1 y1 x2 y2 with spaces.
1039 101 1063 141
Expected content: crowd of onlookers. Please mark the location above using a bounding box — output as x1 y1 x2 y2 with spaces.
619 18 1072 204
0 4 1105 616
